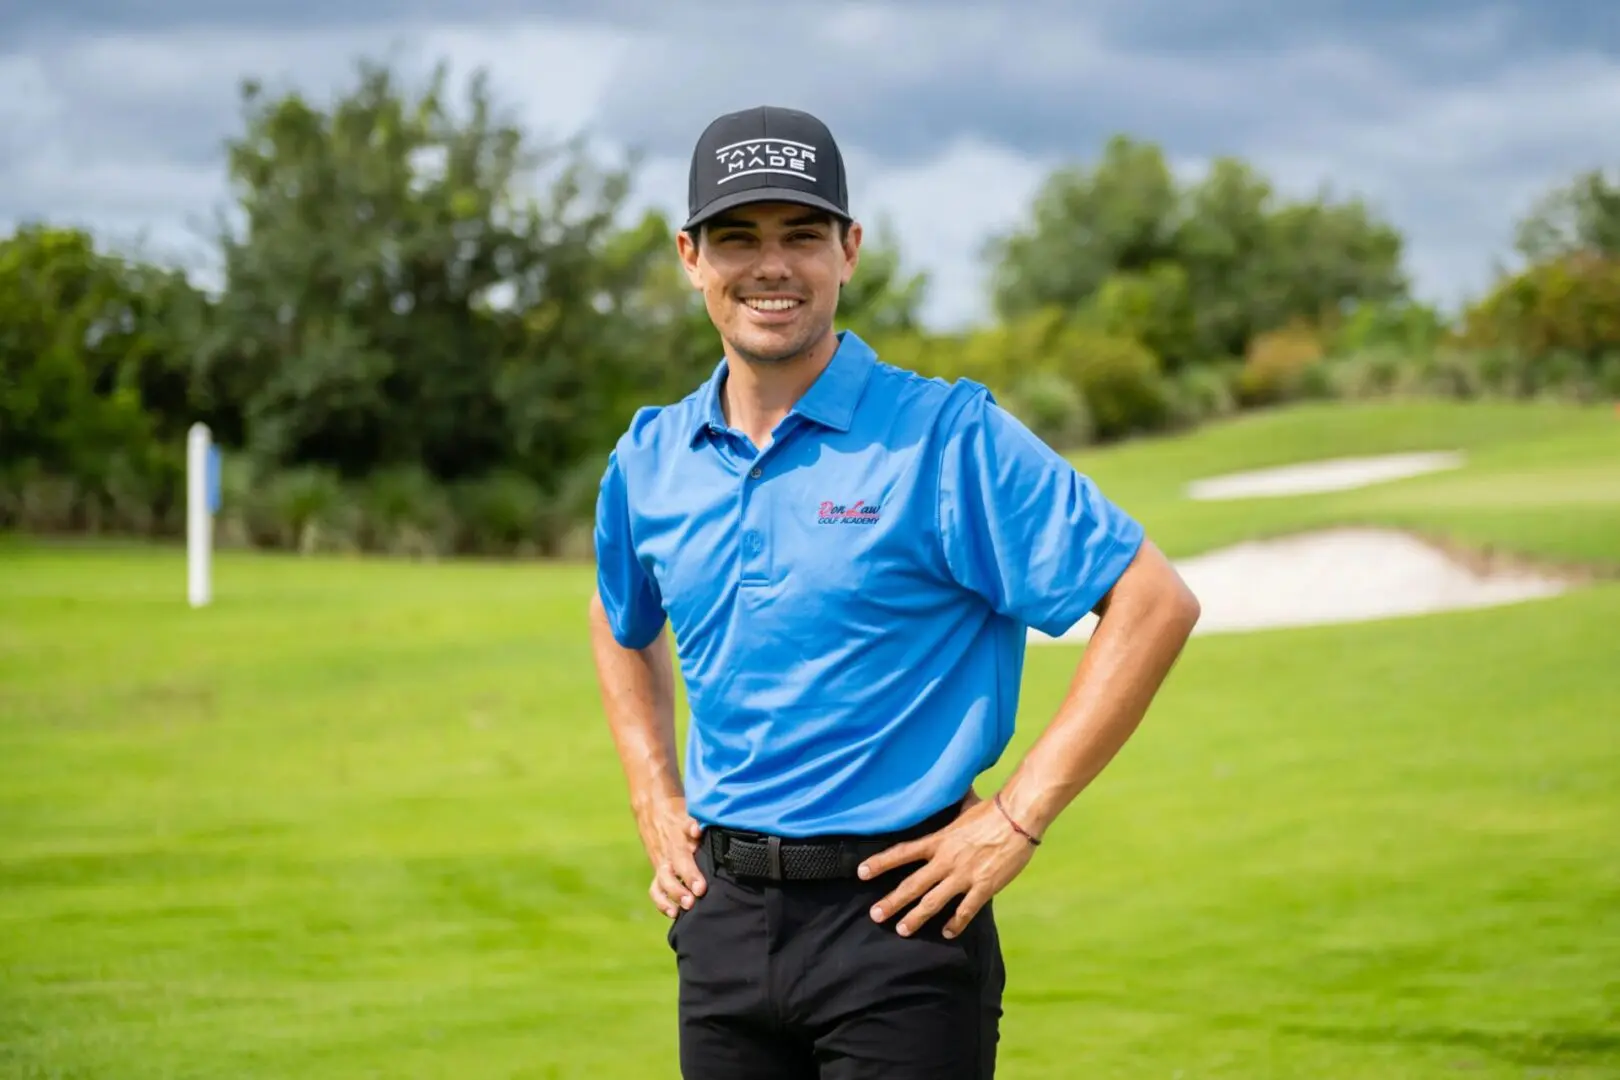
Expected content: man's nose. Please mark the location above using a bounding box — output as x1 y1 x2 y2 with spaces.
753 241 790 279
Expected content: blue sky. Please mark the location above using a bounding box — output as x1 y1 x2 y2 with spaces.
4 0 1617 328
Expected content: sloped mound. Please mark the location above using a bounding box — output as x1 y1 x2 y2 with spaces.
1029 527 1570 643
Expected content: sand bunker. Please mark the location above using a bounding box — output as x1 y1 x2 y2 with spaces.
1187 451 1465 500
1029 527 1570 643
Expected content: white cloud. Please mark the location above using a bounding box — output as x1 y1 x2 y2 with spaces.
0 54 62 135
847 138 1058 328
3 2 1617 332
405 19 642 142
0 18 645 276
1249 47 1620 307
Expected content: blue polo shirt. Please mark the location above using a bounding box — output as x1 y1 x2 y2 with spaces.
593 330 1144 838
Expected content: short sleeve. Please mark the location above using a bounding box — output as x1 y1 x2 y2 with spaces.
593 448 667 649
936 384 1145 637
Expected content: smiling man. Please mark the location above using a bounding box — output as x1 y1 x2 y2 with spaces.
588 105 1201 1079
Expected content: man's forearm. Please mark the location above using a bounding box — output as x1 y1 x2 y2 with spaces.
998 540 1200 837
588 594 682 815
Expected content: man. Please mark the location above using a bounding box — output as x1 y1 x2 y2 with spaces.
588 105 1200 1079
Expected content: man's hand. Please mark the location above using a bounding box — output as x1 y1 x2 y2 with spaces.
856 795 1036 940
587 593 700 921
856 539 1198 943
640 796 707 919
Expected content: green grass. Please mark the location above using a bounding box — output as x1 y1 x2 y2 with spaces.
1069 399 1620 570
3 399 1618 1078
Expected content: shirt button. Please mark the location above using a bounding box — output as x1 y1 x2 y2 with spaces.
744 531 762 551
749 466 762 479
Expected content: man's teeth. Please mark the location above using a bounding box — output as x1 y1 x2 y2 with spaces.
745 298 800 311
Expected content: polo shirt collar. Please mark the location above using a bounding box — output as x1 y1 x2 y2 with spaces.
792 330 877 432
690 361 730 446
688 330 877 446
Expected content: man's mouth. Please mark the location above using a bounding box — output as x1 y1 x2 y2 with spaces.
742 297 802 312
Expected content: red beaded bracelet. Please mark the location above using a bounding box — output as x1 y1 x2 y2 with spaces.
994 792 1041 846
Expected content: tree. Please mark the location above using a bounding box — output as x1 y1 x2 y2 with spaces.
1254 192 1407 344
837 216 931 341
1458 250 1620 364
201 58 663 490
1452 166 1620 377
1074 261 1196 372
983 135 1180 324
1513 167 1620 264
1170 156 1275 364
983 140 1410 368
0 224 202 531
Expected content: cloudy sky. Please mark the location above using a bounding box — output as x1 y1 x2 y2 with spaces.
4 0 1617 329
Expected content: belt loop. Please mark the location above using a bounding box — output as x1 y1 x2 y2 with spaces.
767 835 783 881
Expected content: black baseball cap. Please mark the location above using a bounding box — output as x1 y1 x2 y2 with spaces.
683 105 851 231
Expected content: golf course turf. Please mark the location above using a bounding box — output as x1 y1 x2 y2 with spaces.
2 400 1617 1078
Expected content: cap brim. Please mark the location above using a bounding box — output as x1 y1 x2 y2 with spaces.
682 187 851 231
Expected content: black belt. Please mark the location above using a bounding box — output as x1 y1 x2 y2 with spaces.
704 829 881 881
703 800 964 883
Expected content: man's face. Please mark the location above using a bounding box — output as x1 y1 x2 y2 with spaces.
677 202 862 366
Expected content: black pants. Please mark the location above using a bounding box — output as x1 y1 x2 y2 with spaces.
667 804 1006 1078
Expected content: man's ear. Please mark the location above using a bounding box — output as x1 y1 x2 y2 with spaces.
676 228 703 289
841 219 863 285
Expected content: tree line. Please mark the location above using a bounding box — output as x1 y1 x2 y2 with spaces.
4 58 1617 558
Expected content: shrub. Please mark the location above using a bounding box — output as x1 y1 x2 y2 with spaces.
1166 361 1240 426
357 465 456 558
1323 345 1409 400
1446 345 1601 401
1001 370 1096 449
450 470 550 556
1458 251 1620 365
1078 262 1197 371
541 451 615 557
90 448 182 536
1529 349 1598 401
0 463 82 533
875 311 1171 442
959 307 1071 393
1598 352 1620 399
1237 321 1325 405
1296 356 1342 401
1466 347 1537 399
865 327 962 384
1328 298 1446 356
1050 330 1171 440
1308 341 1611 404
1383 348 1493 400
259 466 357 554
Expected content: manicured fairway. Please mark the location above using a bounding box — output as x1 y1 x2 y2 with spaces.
1066 399 1620 571
2 400 1616 1078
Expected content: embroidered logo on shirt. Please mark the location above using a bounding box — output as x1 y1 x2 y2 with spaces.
817 500 881 525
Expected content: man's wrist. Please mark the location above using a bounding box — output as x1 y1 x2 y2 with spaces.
992 791 1042 846
630 773 685 818
994 776 1065 840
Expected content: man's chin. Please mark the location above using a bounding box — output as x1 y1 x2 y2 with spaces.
729 327 817 366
